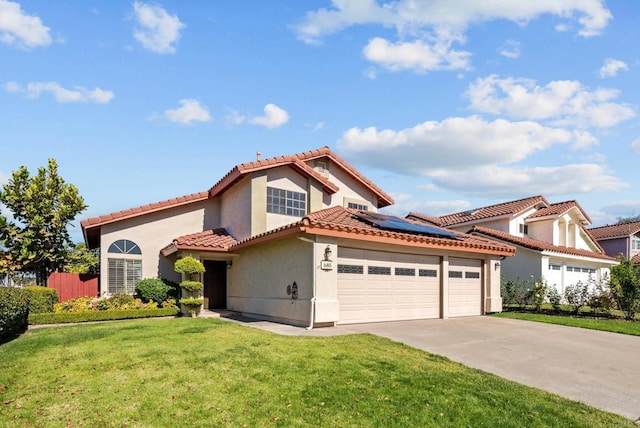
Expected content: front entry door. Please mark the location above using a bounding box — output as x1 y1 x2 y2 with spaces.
203 260 227 309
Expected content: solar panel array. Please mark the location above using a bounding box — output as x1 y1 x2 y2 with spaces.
354 211 461 239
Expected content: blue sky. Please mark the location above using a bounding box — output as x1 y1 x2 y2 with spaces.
1 0 639 243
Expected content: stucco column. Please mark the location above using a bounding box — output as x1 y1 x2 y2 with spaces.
441 255 449 318
485 257 503 313
250 172 267 237
312 236 339 324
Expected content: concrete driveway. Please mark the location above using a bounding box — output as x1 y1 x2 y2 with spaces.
337 316 640 421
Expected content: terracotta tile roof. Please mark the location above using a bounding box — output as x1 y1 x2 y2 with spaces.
209 147 394 208
632 253 640 264
428 195 549 226
405 212 444 226
589 221 640 240
526 200 591 224
469 226 616 262
81 191 209 229
232 206 515 256
162 229 237 255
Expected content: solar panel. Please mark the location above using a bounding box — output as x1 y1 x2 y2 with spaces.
355 211 462 239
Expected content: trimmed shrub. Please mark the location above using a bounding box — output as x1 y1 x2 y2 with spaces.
135 278 171 303
180 280 204 292
0 286 29 343
174 256 205 279
610 257 640 320
28 307 179 325
23 286 58 313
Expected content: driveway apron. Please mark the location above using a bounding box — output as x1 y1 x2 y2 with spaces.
339 316 640 421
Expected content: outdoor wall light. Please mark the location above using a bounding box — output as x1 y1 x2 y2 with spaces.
324 245 332 261
291 281 298 300
226 260 233 269
494 262 500 270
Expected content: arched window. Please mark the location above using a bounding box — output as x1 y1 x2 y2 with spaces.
108 239 141 255
107 239 142 295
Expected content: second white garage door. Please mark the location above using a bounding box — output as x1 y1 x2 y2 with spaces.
448 257 483 317
337 248 440 324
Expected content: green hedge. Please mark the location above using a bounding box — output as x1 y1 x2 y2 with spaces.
28 307 180 325
0 287 29 343
23 286 58 313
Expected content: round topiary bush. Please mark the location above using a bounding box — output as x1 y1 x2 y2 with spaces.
135 278 171 303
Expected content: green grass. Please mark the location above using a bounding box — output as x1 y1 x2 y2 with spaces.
0 318 633 427
493 311 640 336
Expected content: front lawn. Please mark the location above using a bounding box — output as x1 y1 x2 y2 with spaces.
493 311 640 336
0 318 633 427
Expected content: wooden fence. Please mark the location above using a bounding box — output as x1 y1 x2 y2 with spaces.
48 272 99 302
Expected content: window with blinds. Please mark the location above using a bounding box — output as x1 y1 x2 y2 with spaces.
108 258 142 294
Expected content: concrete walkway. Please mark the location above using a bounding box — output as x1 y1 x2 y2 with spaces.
220 314 640 421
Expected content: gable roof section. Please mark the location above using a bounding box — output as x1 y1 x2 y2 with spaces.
161 228 237 256
232 206 515 256
208 147 394 208
589 221 640 240
415 195 549 227
82 191 209 248
526 200 591 225
469 226 616 262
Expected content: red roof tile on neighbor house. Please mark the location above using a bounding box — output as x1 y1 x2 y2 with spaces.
469 226 616 262
526 200 592 224
232 206 515 256
405 212 444 226
589 221 640 240
81 191 209 229
434 195 549 226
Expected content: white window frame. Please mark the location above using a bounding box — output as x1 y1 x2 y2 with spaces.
267 187 307 217
107 258 142 295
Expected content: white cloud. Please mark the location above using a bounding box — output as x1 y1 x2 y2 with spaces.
0 0 51 49
498 40 520 59
466 75 635 128
382 193 472 217
599 200 640 220
5 81 114 103
631 138 640 153
295 1 611 72
363 36 471 72
164 99 211 125
249 104 289 129
224 109 246 125
426 164 626 197
338 115 581 174
295 1 611 43
133 1 185 54
599 58 628 78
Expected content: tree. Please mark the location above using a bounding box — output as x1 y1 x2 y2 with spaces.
616 214 640 224
0 159 86 285
610 257 640 320
63 243 99 274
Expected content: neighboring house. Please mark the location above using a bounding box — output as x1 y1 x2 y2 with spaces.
588 221 640 264
407 195 617 294
82 147 514 327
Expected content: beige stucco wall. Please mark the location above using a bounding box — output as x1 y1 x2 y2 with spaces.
99 199 219 293
265 167 310 232
320 162 379 210
227 237 314 326
220 176 252 241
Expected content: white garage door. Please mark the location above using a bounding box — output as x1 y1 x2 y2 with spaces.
337 248 440 324
448 257 482 317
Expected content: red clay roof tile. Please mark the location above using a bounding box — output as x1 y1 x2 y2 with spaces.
469 226 615 262
232 206 515 256
168 228 237 252
589 221 640 240
526 200 591 224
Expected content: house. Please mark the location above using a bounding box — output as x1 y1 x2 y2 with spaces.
407 196 617 294
82 147 514 327
588 221 640 263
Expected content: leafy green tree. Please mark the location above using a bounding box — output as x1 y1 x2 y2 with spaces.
610 257 640 320
63 243 99 274
0 159 86 285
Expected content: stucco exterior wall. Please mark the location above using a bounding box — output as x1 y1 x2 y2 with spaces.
265 167 310 231
220 176 252 241
227 237 314 326
99 199 219 292
528 219 554 242
500 247 543 282
320 162 379 210
599 238 628 258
